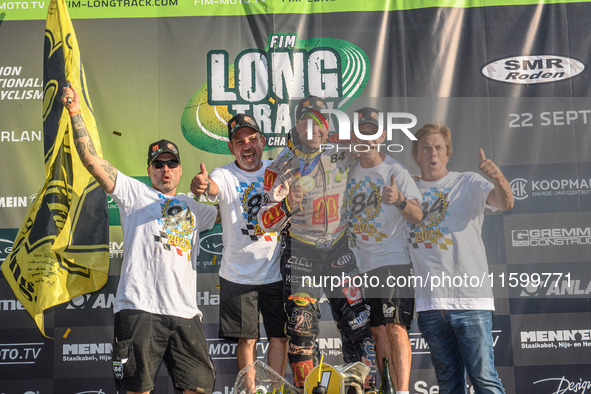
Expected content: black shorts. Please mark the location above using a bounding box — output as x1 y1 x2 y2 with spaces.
112 310 215 393
364 265 415 329
219 277 287 340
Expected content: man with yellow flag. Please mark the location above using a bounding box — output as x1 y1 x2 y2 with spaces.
61 84 217 394
1 0 109 338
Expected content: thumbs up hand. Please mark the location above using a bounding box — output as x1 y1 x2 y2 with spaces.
478 148 502 181
191 163 212 196
382 174 402 204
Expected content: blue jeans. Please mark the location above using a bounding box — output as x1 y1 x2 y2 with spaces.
417 310 505 394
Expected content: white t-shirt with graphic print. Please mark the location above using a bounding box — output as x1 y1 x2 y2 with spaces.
347 155 421 273
209 160 281 285
110 172 217 318
407 171 496 312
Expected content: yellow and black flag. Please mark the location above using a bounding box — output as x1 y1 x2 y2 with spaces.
1 0 109 337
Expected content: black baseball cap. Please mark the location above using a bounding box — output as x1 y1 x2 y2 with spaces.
295 96 328 120
227 113 262 141
147 139 181 166
355 107 381 128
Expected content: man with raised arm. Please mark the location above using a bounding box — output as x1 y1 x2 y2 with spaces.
408 123 513 394
61 84 216 394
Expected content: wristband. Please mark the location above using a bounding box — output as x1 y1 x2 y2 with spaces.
395 195 408 211
69 109 81 116
204 179 211 196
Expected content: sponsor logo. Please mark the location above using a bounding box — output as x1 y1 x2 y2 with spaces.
510 178 528 200
520 278 591 297
66 292 116 310
0 342 43 365
196 291 219 306
382 303 395 318
0 298 25 311
511 228 591 247
348 309 370 330
409 330 502 355
330 253 353 268
207 338 269 360
0 196 28 208
260 202 286 228
342 283 362 305
109 241 124 259
533 376 591 393
481 55 584 84
318 337 342 357
509 176 591 200
312 194 340 225
199 232 223 254
182 34 370 153
0 130 42 142
264 170 278 192
288 291 317 307
414 380 477 394
0 237 13 261
520 329 591 349
62 343 112 362
0 65 43 100
285 256 313 273
292 359 314 386
113 361 124 379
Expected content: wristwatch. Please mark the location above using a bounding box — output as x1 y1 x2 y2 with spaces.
396 195 407 211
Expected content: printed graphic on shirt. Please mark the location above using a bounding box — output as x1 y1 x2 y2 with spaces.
154 195 195 259
239 178 280 241
408 187 452 250
347 176 387 245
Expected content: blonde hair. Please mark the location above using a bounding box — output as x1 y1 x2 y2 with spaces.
412 123 453 159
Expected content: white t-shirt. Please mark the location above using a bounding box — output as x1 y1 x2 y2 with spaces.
347 155 422 273
110 172 217 318
407 171 496 312
209 160 281 285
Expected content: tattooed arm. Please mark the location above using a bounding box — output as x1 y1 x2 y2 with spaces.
61 84 117 194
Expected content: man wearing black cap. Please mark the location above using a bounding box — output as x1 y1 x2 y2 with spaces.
191 114 288 378
257 97 377 391
61 85 217 394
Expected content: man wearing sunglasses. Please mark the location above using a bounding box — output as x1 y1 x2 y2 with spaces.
61 84 217 394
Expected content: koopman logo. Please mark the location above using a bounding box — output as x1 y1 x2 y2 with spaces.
510 178 528 200
482 55 584 84
182 33 370 154
510 176 591 200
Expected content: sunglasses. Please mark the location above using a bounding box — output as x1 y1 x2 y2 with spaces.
152 160 179 169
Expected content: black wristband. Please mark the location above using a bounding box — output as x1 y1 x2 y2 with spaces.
396 195 407 210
